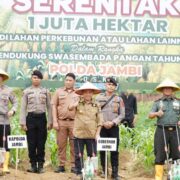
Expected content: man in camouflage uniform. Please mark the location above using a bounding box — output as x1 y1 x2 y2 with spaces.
96 77 125 180
20 70 52 174
0 69 18 174
149 79 180 180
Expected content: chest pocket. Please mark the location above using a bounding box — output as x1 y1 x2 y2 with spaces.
0 94 9 106
28 93 35 104
58 95 66 106
89 105 98 116
173 100 180 114
40 92 46 104
112 97 120 114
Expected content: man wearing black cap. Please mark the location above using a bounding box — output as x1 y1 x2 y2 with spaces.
96 77 125 180
20 70 52 174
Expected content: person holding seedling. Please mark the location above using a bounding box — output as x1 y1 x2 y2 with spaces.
20 70 52 174
148 78 180 180
0 69 18 174
69 81 103 178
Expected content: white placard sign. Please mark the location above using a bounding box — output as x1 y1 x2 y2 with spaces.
97 138 117 151
7 135 27 149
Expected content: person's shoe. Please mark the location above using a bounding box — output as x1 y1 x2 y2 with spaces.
54 166 65 173
76 172 83 180
2 152 10 174
71 167 77 173
37 162 45 174
27 162 37 173
100 166 105 178
101 171 105 178
155 165 163 180
112 166 120 180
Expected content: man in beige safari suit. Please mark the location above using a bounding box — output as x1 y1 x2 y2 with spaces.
52 73 78 173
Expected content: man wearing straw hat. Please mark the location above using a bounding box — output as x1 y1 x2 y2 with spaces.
0 69 18 174
69 81 103 178
148 78 180 180
96 77 125 180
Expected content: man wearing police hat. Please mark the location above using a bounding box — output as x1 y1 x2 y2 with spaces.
96 77 125 180
149 78 180 180
0 69 18 174
20 70 52 173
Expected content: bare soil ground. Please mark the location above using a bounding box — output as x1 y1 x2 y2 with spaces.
0 151 155 180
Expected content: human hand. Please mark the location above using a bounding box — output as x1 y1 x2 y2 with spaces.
103 121 113 129
47 123 53 130
156 109 164 117
7 110 14 117
53 122 59 130
21 125 28 131
95 133 100 141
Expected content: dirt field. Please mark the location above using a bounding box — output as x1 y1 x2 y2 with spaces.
0 151 155 180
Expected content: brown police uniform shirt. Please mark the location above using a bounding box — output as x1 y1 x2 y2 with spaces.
51 87 79 123
73 98 103 139
20 86 52 125
0 85 18 125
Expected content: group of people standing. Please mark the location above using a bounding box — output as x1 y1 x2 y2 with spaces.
0 68 179 180
0 69 127 180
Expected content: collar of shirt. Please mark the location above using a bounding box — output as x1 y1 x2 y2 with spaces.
161 95 175 101
63 87 75 93
105 92 115 97
79 97 96 105
31 85 42 89
0 84 5 90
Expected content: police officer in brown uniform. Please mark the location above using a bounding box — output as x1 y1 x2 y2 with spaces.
96 77 125 180
20 70 52 173
0 69 18 174
52 73 78 173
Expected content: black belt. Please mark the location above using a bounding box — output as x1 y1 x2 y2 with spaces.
157 125 177 131
28 112 45 117
61 118 74 121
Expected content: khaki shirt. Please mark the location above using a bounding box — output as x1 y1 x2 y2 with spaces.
51 87 78 123
96 93 125 125
20 86 52 125
0 85 18 125
150 96 180 125
73 98 103 139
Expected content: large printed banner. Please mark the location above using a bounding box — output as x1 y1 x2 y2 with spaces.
0 0 179 84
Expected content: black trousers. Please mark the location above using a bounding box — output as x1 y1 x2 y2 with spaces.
100 126 119 167
26 113 47 164
0 124 10 151
74 138 96 174
154 127 180 165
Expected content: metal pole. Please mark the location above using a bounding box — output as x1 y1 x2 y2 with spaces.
15 148 18 177
105 151 108 180
162 126 169 169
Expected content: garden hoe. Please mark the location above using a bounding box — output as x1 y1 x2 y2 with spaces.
162 125 170 180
